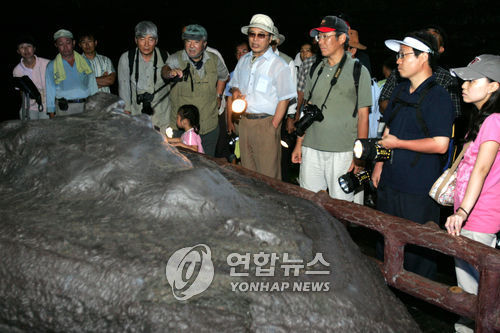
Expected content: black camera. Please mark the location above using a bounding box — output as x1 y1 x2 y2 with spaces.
137 92 154 115
13 75 43 112
294 104 324 137
338 170 371 194
58 98 69 111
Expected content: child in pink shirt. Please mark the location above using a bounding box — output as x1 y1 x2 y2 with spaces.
168 104 204 153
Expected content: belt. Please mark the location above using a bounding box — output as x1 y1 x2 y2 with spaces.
244 113 271 119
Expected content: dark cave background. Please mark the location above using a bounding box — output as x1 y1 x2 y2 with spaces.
3 0 499 121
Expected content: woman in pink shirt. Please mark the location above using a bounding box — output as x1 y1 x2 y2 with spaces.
445 54 500 333
168 104 204 153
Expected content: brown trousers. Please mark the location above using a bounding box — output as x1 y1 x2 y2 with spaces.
239 116 281 180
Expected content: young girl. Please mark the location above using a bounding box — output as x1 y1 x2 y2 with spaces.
445 55 500 332
168 104 204 153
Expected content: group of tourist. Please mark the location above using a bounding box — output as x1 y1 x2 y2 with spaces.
11 14 499 332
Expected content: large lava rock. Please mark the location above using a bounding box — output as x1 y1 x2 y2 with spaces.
0 93 420 332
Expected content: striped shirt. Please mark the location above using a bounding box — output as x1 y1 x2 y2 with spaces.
83 53 115 93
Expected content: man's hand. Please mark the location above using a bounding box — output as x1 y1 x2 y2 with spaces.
231 87 243 100
371 162 383 188
227 121 235 135
291 138 303 164
349 158 365 175
378 133 399 149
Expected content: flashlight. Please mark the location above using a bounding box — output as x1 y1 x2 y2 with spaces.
338 170 371 194
232 99 247 114
165 127 173 139
353 138 392 162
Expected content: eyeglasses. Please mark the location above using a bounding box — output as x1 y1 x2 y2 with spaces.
248 32 269 39
314 33 336 42
396 52 415 60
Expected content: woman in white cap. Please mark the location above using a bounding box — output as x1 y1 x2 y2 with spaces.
445 54 500 333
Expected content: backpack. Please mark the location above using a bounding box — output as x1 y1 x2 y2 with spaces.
387 80 455 170
309 56 362 117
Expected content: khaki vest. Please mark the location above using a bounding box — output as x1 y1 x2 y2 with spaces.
169 50 219 135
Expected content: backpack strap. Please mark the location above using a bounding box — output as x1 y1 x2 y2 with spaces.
386 80 438 167
158 48 169 63
352 60 362 117
128 49 136 104
309 55 324 79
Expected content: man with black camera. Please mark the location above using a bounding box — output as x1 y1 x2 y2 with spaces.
291 16 372 203
45 29 98 118
117 21 170 133
161 24 229 157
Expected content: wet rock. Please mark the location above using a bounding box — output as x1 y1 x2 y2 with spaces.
0 93 420 332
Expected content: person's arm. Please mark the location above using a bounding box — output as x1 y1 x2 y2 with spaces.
291 135 304 164
371 126 391 187
272 99 290 129
172 141 198 152
445 140 499 236
117 53 132 113
45 62 56 118
350 106 370 173
379 135 450 154
216 79 226 108
226 95 235 134
161 65 185 80
96 72 116 88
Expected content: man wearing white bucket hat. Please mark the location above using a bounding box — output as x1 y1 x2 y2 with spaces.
372 30 455 280
229 14 296 180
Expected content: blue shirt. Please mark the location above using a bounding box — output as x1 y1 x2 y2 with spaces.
229 47 296 115
45 57 98 113
380 76 455 194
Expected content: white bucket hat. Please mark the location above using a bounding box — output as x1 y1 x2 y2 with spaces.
272 26 285 45
241 14 275 35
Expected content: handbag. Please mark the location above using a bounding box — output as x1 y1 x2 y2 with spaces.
429 142 471 206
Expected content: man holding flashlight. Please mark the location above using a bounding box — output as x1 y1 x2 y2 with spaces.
229 14 296 179
372 30 454 280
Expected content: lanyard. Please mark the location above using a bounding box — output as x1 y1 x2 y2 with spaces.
307 53 347 111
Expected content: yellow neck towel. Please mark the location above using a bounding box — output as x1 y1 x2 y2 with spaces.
53 52 93 84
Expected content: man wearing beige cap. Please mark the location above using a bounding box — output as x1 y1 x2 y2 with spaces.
229 14 296 179
45 29 98 117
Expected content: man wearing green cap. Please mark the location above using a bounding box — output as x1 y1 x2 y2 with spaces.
45 29 98 117
161 24 229 157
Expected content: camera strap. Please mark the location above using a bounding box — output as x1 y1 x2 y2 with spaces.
131 48 169 106
307 53 347 111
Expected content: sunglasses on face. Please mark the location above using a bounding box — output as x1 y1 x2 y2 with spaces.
248 32 269 39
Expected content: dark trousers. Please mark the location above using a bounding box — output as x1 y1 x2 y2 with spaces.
376 184 440 280
215 110 231 160
201 125 220 157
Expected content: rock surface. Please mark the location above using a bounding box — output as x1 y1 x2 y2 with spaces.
0 93 420 332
